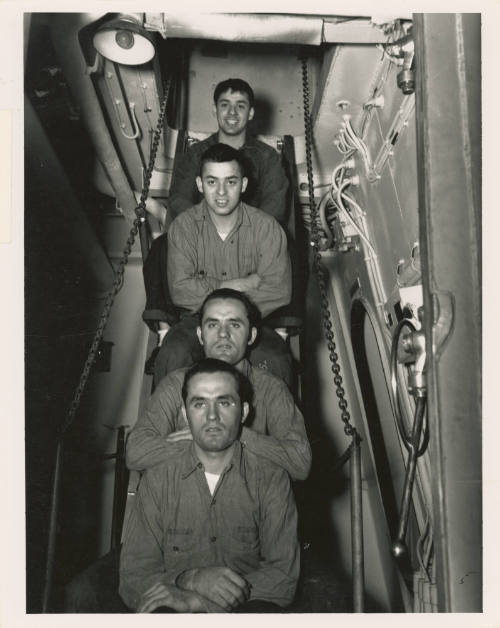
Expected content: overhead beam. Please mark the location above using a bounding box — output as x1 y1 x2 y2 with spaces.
144 13 408 45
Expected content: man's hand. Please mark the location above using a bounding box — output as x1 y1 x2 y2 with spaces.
166 427 192 443
176 566 250 611
137 582 226 613
220 274 261 292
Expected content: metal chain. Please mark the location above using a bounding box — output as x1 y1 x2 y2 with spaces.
301 56 359 440
59 78 171 437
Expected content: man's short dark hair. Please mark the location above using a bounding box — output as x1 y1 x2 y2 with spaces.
182 358 253 405
198 288 261 330
213 78 255 108
199 143 247 178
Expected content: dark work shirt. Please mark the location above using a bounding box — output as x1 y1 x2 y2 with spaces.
168 133 289 224
119 441 300 610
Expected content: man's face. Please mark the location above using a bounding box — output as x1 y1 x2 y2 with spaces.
184 371 249 453
196 160 248 217
197 298 257 366
214 89 254 137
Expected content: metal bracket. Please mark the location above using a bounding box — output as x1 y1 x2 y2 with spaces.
144 13 167 38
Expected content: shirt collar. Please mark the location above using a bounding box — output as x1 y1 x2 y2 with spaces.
213 132 258 150
238 358 252 379
180 440 245 480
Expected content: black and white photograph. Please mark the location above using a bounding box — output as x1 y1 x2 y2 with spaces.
1 4 494 624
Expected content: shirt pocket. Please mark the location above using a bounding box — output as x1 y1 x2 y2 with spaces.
165 527 197 554
231 525 259 552
239 242 258 278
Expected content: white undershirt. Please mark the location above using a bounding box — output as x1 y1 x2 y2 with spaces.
217 228 230 241
204 471 221 495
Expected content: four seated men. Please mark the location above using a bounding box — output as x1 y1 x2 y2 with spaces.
124 81 306 612
66 78 309 614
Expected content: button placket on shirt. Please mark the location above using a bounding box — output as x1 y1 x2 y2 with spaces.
206 462 234 553
194 462 220 557
221 239 235 278
220 234 235 280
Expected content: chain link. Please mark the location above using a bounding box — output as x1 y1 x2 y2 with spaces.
60 78 171 437
301 56 359 440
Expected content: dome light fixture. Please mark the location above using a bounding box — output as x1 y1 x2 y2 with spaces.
93 17 155 65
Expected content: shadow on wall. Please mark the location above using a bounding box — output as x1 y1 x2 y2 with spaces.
250 97 275 136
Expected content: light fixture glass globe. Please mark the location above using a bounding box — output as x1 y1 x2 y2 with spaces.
93 21 155 65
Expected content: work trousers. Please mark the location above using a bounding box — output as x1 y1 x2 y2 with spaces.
65 548 288 614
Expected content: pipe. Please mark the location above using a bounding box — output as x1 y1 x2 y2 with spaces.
392 396 427 559
42 441 64 613
350 435 364 612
